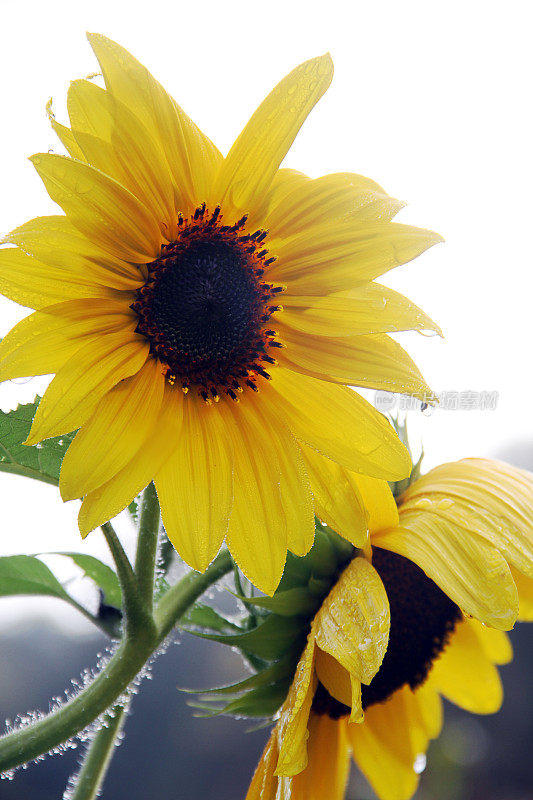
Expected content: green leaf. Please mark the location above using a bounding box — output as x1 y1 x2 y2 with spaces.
43 552 122 608
0 555 72 601
0 398 75 486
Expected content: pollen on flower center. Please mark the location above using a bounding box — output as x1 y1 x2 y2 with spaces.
132 205 284 402
313 548 462 718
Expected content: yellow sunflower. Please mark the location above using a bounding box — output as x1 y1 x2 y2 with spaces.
247 458 533 799
0 34 442 594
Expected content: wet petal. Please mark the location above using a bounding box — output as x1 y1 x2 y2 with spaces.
264 171 404 239
212 55 333 216
60 357 165 500
79 384 182 535
269 220 443 294
374 514 518 630
281 283 441 338
266 369 411 480
313 556 390 721
348 686 424 800
155 398 233 572
300 445 368 547
87 33 222 210
26 331 149 443
277 327 433 398
403 458 533 578
222 400 287 595
430 619 504 713
30 153 161 262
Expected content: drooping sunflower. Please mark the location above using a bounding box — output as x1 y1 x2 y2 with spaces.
247 458 533 799
0 34 442 593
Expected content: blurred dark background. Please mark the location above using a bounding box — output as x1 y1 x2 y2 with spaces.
1 438 532 800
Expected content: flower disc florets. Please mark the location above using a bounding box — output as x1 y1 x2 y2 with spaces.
132 204 284 402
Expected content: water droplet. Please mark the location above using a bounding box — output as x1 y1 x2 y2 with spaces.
414 753 427 774
437 498 453 510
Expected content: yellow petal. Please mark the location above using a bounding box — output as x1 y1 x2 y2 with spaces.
4 216 143 286
467 618 513 665
222 400 287 596
403 458 533 578
281 283 441 338
255 399 314 557
0 299 136 382
155 398 233 573
269 220 443 294
30 153 161 263
348 686 421 800
264 171 404 239
313 556 390 721
87 33 222 211
266 368 412 480
314 648 352 707
510 565 533 621
300 445 368 547
0 246 124 309
275 632 317 776
68 79 177 234
374 514 518 630
60 357 165 501
26 332 149 444
79 384 182 535
413 681 443 741
46 99 86 160
277 327 433 398
289 714 350 800
354 473 399 535
430 619 503 713
211 54 333 216
246 732 279 800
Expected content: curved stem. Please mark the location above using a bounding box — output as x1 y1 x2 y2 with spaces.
154 550 233 639
134 482 160 611
0 551 233 774
100 523 152 638
68 703 128 800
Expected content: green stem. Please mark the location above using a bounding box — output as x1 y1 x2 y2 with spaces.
134 482 160 611
100 522 152 638
154 550 233 639
68 703 128 800
0 551 233 774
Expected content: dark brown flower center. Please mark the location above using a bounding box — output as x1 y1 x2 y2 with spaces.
313 548 461 718
132 205 283 402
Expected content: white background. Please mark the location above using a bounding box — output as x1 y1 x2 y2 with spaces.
0 0 532 626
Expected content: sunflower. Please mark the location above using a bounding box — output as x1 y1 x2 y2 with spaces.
0 34 442 594
247 458 533 799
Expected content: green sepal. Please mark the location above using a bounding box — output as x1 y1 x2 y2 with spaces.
237 587 322 617
190 613 306 660
191 679 292 718
181 602 241 634
187 654 296 697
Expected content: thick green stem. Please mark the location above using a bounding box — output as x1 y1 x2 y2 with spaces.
68 703 128 800
0 551 233 774
134 482 160 611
